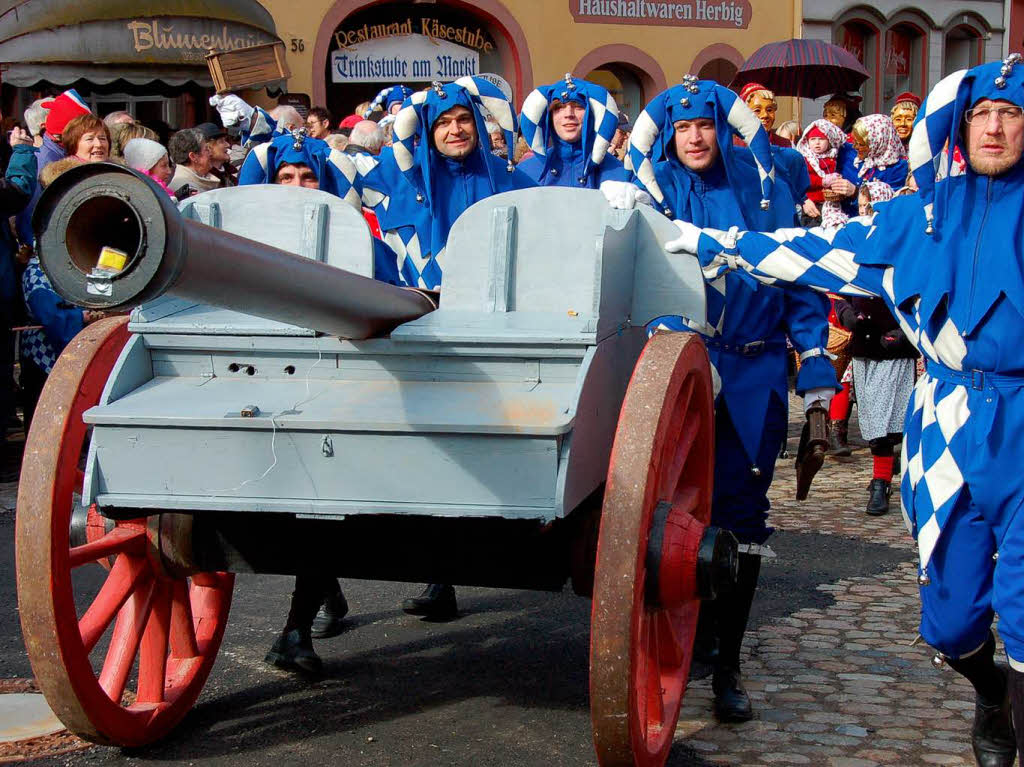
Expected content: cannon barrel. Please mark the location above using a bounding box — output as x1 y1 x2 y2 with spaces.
33 162 436 339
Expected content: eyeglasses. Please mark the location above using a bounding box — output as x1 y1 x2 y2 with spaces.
964 106 1024 125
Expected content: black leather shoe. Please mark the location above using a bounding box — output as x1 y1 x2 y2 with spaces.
712 666 753 722
265 628 323 675
971 688 1016 767
402 584 458 620
865 478 891 516
311 591 349 639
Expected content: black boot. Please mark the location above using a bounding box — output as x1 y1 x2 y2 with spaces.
711 551 760 723
402 584 458 620
713 666 752 723
311 586 349 639
946 634 1016 767
865 478 891 516
265 628 323 675
1009 666 1024 765
687 604 718 681
827 420 852 457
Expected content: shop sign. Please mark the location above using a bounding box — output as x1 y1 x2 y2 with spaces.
334 18 494 53
569 0 751 29
331 34 479 83
126 18 272 63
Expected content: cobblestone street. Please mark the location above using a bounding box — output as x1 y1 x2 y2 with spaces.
672 398 981 766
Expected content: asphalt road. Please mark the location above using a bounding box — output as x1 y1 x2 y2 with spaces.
0 509 905 767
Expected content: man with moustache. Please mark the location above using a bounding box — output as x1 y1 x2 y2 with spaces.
668 56 1024 766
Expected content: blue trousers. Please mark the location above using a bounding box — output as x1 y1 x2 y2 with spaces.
920 491 1024 665
712 398 788 545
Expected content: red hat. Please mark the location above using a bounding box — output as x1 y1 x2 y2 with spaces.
41 89 90 136
739 82 772 103
894 91 922 108
805 125 828 141
339 114 361 129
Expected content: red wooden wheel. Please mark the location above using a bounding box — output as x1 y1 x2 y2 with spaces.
16 316 234 747
590 331 716 767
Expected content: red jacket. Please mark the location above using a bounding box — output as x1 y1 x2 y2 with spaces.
805 156 837 204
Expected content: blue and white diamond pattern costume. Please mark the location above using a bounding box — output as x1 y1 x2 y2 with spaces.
674 59 1024 669
628 78 838 545
358 77 535 290
516 74 630 189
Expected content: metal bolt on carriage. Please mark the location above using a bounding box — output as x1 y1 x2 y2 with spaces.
16 163 735 767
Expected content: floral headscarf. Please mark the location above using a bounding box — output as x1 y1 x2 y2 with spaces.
860 179 895 205
797 119 846 179
852 114 906 177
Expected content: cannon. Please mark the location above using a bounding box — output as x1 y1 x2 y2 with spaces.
17 162 731 767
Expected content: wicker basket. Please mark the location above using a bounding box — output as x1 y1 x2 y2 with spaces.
794 324 852 379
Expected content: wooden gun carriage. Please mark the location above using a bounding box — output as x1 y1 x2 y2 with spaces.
16 163 732 767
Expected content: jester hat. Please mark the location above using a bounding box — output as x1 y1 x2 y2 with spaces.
518 74 620 182
240 130 362 209
365 85 414 117
909 54 1024 234
627 76 776 216
391 77 518 202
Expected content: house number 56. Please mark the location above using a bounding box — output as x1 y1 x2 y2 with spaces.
291 38 305 52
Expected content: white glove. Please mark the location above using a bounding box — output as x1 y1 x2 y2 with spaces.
664 219 702 254
209 94 254 130
803 387 835 413
600 180 651 210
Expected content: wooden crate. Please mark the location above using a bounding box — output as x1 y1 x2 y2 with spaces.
207 41 290 94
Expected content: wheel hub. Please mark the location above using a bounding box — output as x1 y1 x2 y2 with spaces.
646 502 738 609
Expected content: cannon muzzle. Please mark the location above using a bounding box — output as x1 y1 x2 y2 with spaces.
33 162 436 339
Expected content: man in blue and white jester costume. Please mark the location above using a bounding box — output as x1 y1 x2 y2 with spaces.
358 77 536 291
624 77 839 723
516 74 632 189
666 57 1024 766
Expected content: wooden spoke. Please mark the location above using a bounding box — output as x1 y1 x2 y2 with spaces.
78 554 149 654
69 527 146 569
16 317 235 747
98 579 156 703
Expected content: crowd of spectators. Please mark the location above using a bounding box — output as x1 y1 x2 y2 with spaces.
0 88 419 475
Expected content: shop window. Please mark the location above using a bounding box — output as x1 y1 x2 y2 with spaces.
697 58 738 87
945 24 984 76
883 21 926 110
836 18 879 113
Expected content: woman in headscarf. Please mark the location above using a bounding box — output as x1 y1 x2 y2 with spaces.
842 114 909 190
831 180 919 516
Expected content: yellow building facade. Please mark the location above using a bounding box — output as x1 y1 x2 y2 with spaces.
259 0 803 122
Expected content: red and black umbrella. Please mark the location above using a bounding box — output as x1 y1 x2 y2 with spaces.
731 38 870 99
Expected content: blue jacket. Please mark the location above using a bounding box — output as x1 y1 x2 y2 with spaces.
641 150 837 463
365 147 535 289
21 258 84 373
690 159 1024 571
0 146 37 301
517 140 630 189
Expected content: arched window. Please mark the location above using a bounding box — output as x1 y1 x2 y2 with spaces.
883 19 927 110
586 64 645 122
835 16 880 113
697 58 738 87
944 21 985 76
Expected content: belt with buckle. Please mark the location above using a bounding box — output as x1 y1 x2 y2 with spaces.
926 363 1024 391
704 338 783 358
